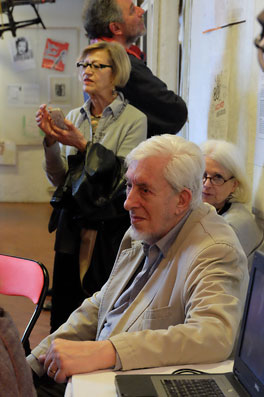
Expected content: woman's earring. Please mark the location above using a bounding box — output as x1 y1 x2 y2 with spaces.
112 88 117 97
226 193 233 202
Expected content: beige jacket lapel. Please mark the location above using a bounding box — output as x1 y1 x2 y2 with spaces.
97 238 144 335
98 204 212 336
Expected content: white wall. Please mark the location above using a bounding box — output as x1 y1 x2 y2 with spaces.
180 0 264 221
252 0 264 226
144 0 263 223
0 0 87 202
142 0 180 91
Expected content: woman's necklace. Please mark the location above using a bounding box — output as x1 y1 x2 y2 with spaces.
91 113 101 119
90 101 103 118
91 110 102 119
90 92 117 140
91 114 100 132
90 108 102 140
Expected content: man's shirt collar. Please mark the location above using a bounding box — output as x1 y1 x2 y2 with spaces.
143 209 192 259
97 36 145 60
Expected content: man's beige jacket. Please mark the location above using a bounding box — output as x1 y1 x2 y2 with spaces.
28 203 249 374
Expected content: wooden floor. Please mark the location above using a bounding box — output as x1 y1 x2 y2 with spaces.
0 203 55 350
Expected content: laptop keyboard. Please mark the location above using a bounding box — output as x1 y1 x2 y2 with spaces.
161 378 225 396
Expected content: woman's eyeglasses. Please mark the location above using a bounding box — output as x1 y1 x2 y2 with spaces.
203 173 234 186
76 61 113 70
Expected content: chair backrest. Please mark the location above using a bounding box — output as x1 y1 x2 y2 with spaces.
0 254 49 348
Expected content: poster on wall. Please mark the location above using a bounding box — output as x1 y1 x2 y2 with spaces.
22 114 44 145
208 68 229 140
7 84 40 107
9 36 36 71
0 141 16 165
42 38 69 72
1 27 79 145
48 75 71 104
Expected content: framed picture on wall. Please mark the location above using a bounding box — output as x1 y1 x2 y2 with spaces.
48 75 71 104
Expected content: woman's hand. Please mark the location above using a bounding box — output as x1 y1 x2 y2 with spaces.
38 339 116 383
36 104 57 147
36 104 87 151
51 120 88 152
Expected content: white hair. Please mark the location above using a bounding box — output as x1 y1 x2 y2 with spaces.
126 134 205 209
200 139 251 203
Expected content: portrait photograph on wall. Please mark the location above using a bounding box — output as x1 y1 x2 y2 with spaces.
9 36 36 71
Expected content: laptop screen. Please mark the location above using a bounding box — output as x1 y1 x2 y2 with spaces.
240 269 264 384
235 250 264 395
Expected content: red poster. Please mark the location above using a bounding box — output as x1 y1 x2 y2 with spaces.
42 38 69 72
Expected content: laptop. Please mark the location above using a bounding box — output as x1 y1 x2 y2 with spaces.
115 250 264 397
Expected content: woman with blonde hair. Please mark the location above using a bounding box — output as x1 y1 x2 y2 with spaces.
200 139 263 267
36 41 147 332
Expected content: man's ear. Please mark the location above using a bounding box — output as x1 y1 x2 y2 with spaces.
109 22 123 37
175 188 192 215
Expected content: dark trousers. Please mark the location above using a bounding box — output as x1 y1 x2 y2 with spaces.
50 249 86 333
50 215 130 333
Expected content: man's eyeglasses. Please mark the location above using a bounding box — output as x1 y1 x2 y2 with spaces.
203 173 234 186
76 61 113 70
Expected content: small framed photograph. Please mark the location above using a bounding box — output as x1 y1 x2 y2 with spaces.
48 75 71 104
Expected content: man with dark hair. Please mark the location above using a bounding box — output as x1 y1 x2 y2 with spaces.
82 0 188 137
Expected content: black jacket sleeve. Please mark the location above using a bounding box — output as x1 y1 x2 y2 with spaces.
120 54 188 137
50 142 127 224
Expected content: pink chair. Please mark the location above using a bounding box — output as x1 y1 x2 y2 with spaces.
0 254 49 351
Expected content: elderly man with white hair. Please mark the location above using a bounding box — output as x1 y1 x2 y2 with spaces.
28 134 249 396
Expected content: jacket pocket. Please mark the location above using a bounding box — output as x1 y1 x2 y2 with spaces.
142 306 175 330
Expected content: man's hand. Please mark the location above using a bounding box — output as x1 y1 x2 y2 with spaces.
38 339 116 383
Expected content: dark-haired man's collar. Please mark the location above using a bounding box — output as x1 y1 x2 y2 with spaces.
97 36 145 60
127 44 146 61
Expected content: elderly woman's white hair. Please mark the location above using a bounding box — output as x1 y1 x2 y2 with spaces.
200 139 251 203
125 134 205 210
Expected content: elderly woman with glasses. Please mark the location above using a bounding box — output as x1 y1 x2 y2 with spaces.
36 41 147 333
200 139 263 268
